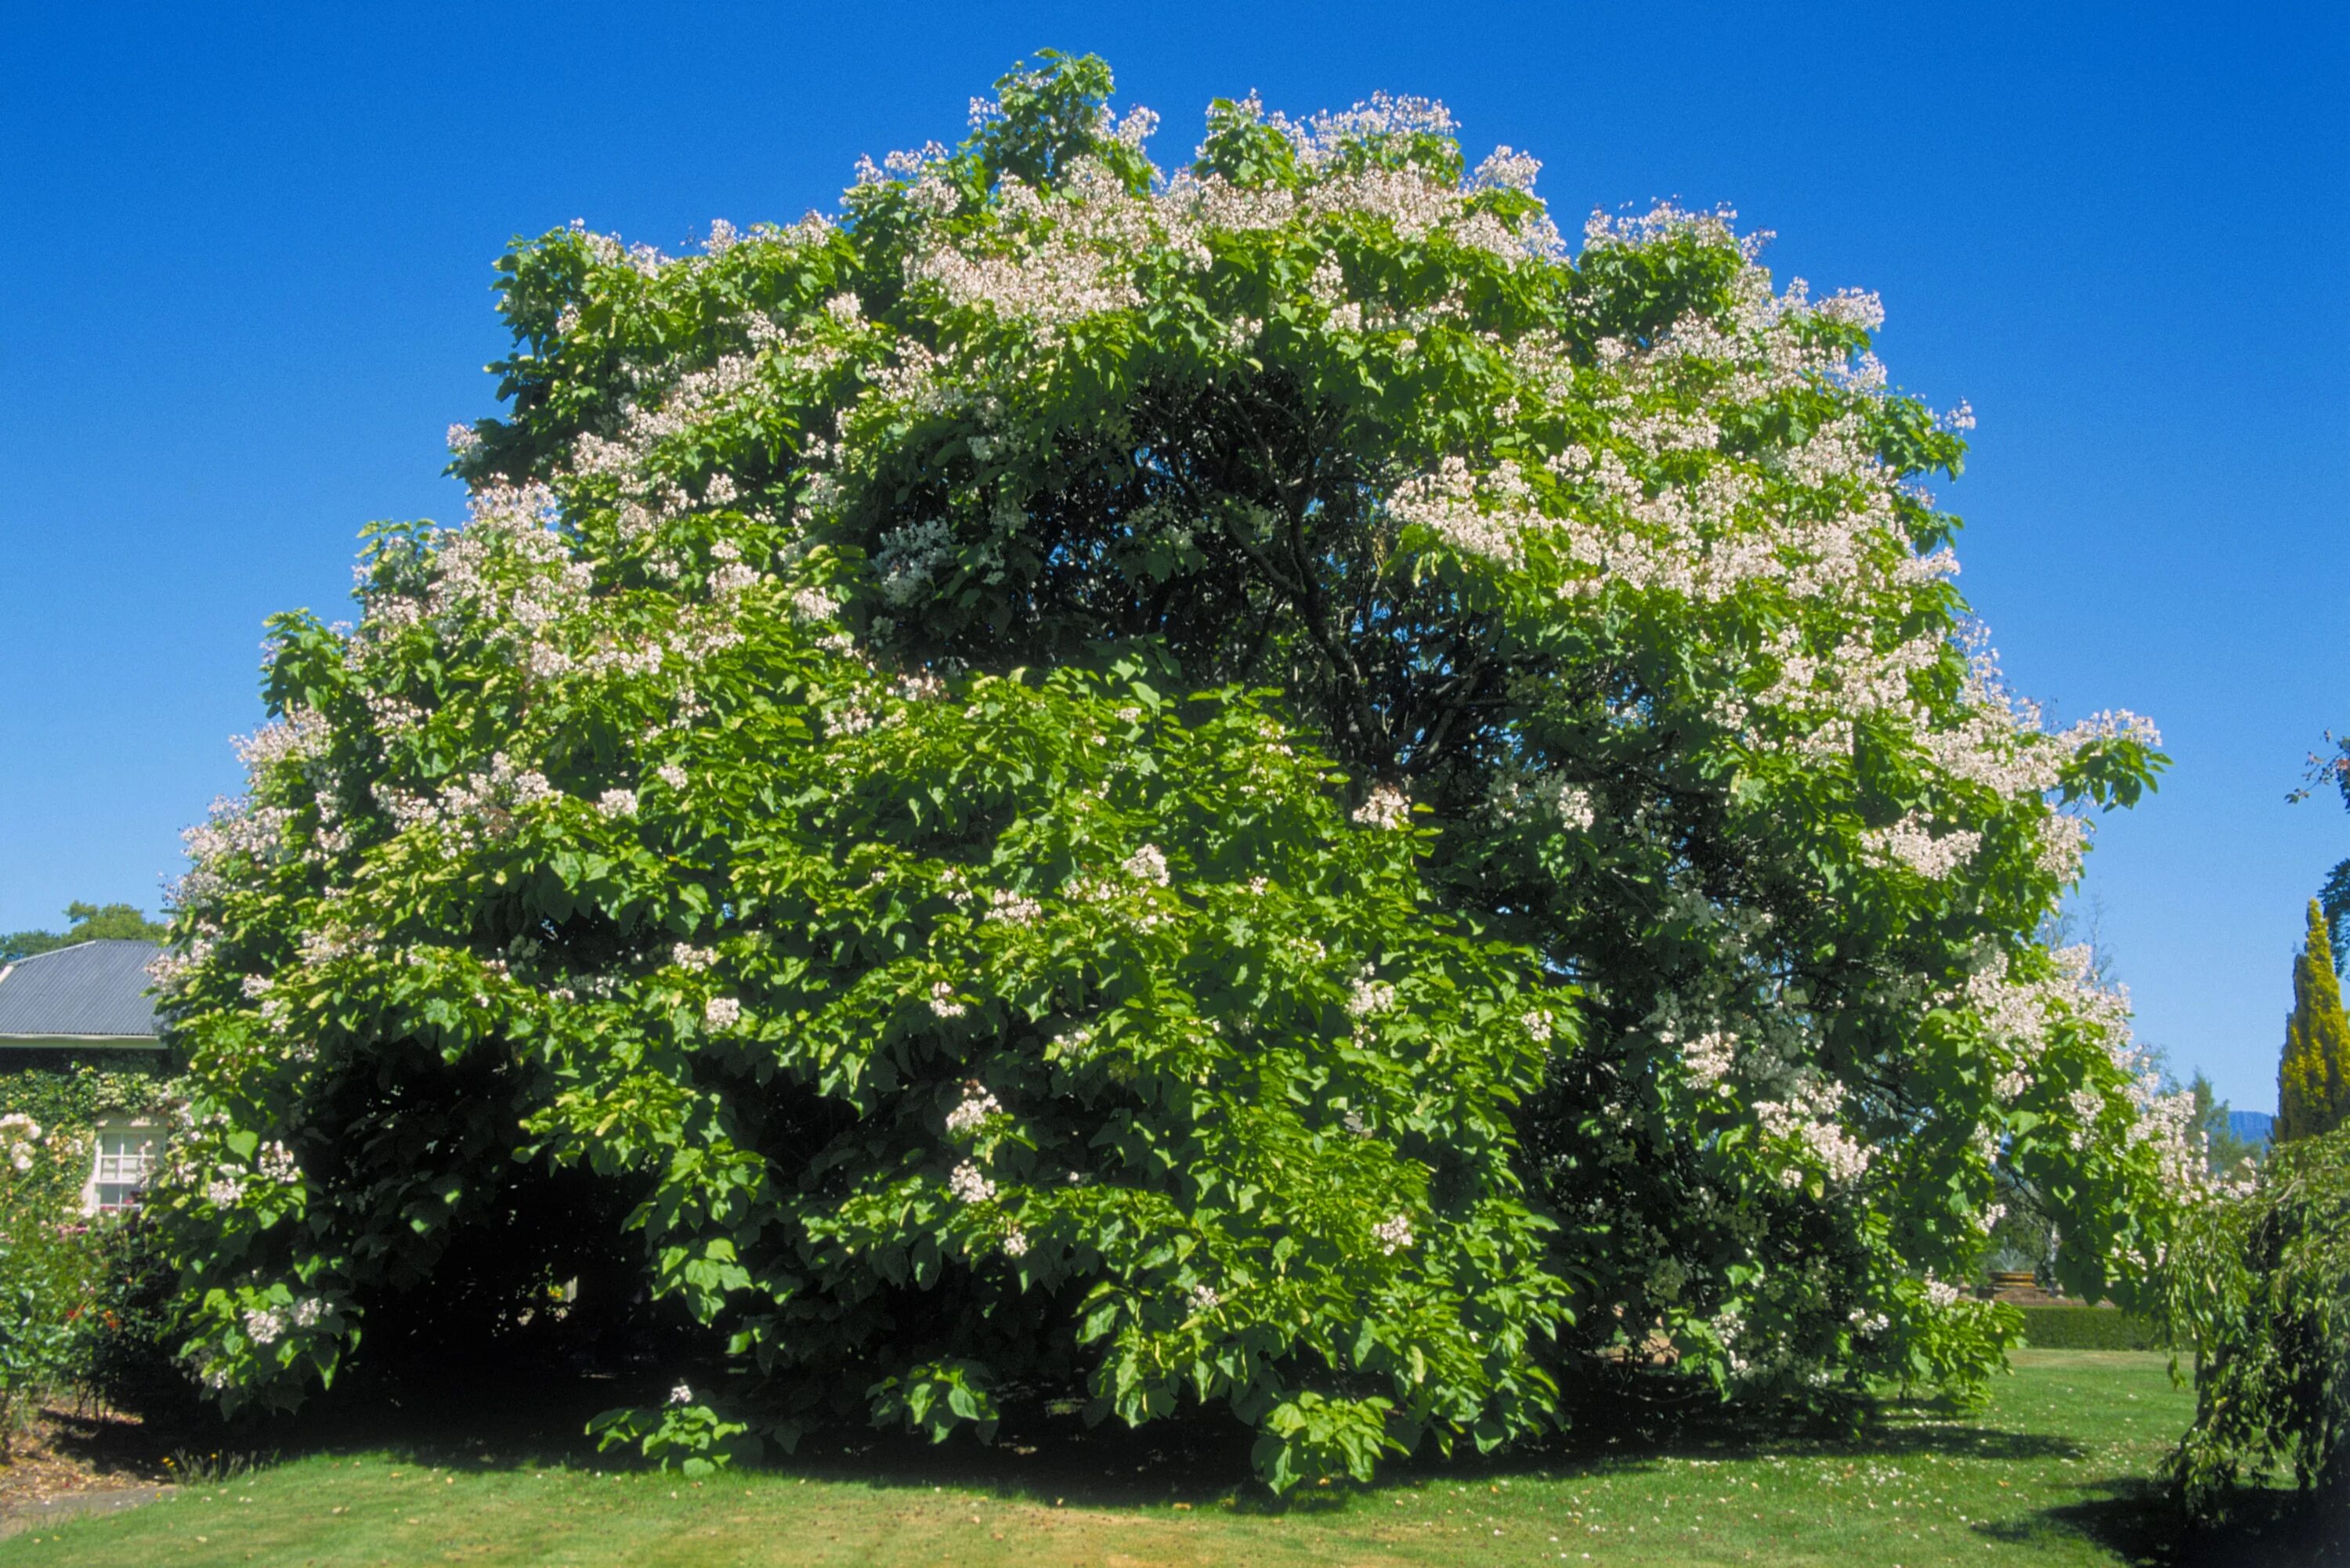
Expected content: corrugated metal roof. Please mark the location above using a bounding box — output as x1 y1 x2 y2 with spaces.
0 940 162 1041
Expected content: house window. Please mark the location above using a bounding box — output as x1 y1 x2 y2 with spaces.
86 1125 161 1215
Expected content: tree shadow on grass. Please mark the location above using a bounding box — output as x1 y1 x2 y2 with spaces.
180 1364 1285 1511
58 1359 640 1489
25 1405 176 1483
2167 1480 2350 1568
150 1359 2143 1531
1972 1476 2183 1566
1964 1469 2350 1568
554 1369 2088 1512
1467 1375 2087 1487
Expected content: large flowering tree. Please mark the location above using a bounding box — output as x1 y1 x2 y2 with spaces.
155 53 2204 1482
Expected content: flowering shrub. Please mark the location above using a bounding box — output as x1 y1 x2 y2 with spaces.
154 52 2205 1478
0 1066 177 1205
0 1115 68 1449
0 1070 184 1438
0 1115 92 1444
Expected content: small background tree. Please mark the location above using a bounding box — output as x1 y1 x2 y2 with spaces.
2189 1072 2262 1178
2278 900 2350 1143
1 901 169 961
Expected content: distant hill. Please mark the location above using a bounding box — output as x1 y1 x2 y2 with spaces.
2227 1109 2275 1147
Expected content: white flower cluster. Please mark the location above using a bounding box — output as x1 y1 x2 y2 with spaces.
256 1140 300 1185
945 1087 1002 1137
2035 812 2090 882
1120 844 1170 885
1372 1214 1415 1255
1680 1030 1738 1088
985 888 1042 925
947 1161 996 1205
371 750 558 847
0 1113 42 1173
146 946 198 995
1350 783 1411 830
887 89 1570 345
1581 201 1751 257
230 707 332 772
1386 456 1529 563
788 586 841 623
180 796 295 879
1473 145 1542 193
703 995 743 1030
2068 1086 2106 1147
1752 1078 1872 1186
243 1306 286 1346
929 980 968 1019
1345 974 1397 1018
1862 817 1982 880
873 518 958 607
907 161 1157 329
2059 710 2162 750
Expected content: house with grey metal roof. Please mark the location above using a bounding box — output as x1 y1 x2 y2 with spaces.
0 940 164 1053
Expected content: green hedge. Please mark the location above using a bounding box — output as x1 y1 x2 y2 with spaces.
2017 1304 2165 1351
0 1060 175 1123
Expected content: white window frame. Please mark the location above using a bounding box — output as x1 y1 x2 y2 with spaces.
81 1118 164 1216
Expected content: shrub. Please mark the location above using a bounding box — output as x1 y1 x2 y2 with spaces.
2157 1123 2350 1517
0 1116 96 1451
0 1063 175 1118
66 1212 203 1420
2014 1305 2161 1352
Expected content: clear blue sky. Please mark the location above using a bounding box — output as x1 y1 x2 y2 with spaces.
2 2 2341 1112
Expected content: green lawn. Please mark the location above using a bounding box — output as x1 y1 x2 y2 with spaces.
0 1351 2311 1566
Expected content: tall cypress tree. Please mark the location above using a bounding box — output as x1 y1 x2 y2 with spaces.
2277 899 2350 1142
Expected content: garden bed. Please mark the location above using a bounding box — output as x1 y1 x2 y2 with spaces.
0 1407 167 1533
